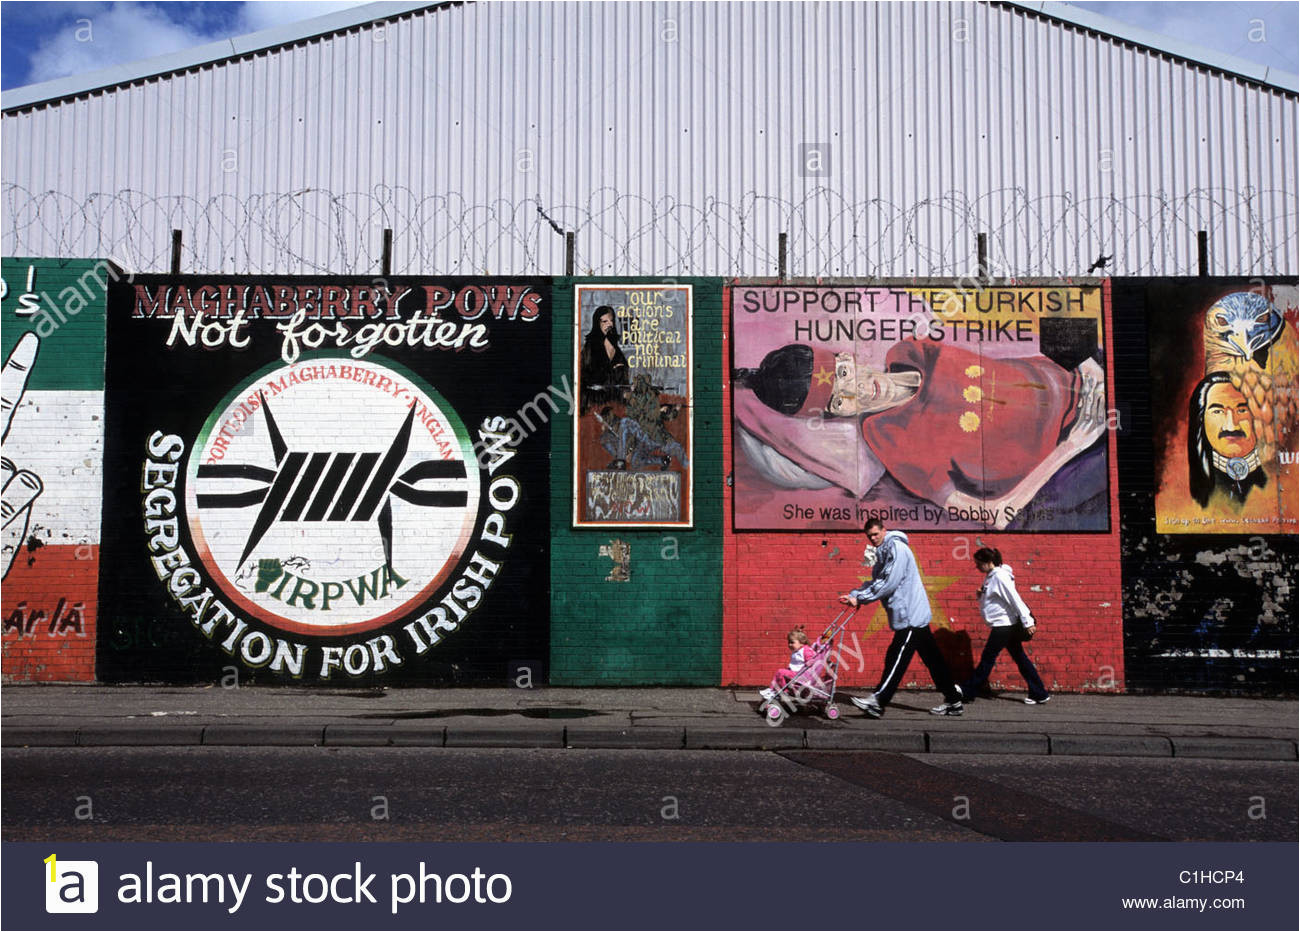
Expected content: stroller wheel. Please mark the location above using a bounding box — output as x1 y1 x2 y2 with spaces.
825 705 839 720
766 704 784 722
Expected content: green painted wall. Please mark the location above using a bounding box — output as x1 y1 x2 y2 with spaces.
2 258 110 390
549 277 723 685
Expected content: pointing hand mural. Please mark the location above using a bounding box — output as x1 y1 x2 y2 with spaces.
2 332 43 579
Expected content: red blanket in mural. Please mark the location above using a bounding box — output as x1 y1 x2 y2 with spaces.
859 342 1083 503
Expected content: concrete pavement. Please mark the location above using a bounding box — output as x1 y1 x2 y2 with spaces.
2 685 1295 760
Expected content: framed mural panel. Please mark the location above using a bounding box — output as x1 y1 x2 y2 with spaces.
1148 283 1298 534
731 283 1110 532
98 276 552 685
572 284 693 528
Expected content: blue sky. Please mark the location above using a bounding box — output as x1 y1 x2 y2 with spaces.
1070 1 1298 73
1 1 1297 91
0 1 367 89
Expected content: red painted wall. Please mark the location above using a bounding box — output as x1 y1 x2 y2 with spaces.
723 281 1125 693
2 546 99 682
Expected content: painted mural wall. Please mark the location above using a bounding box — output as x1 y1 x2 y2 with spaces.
731 284 1110 532
1149 284 1297 533
550 278 722 686
1 258 107 681
3 261 1293 695
724 281 1124 695
572 284 694 528
96 276 552 685
1117 279 1297 693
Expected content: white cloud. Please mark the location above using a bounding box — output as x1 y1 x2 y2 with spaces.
234 1 368 34
24 1 372 85
27 3 214 83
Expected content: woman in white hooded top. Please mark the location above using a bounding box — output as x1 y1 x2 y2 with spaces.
958 547 1051 705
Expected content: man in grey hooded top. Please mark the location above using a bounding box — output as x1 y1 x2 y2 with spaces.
840 519 964 717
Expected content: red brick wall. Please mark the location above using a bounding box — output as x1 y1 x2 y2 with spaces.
2 545 99 682
724 281 1125 693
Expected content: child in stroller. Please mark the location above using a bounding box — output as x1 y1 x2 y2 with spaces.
759 627 817 702
758 613 852 722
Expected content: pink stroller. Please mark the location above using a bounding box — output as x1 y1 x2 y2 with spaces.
758 607 855 724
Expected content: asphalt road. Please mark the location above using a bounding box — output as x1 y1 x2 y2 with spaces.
3 748 1294 843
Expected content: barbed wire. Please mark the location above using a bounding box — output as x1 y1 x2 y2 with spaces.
3 183 1295 277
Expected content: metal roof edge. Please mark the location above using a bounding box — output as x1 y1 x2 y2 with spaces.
3 0 1295 112
1 0 447 112
1001 0 1298 94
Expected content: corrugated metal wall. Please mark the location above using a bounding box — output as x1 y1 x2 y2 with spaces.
2 1 1296 276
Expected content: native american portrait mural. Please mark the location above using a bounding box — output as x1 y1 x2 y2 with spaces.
1149 284 1298 534
730 284 1110 532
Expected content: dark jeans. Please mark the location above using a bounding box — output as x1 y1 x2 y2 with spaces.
874 625 961 706
960 624 1049 701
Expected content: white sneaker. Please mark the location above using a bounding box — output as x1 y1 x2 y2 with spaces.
1024 694 1051 705
849 695 884 718
929 701 964 716
759 687 777 701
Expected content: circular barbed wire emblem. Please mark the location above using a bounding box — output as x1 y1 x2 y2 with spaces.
185 356 480 636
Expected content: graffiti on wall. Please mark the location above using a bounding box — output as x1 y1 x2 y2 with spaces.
731 285 1110 532
1149 284 1298 534
1122 535 1297 692
573 284 692 527
1 259 105 680
98 276 552 685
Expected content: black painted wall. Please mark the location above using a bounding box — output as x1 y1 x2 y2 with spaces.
98 276 552 685
1113 278 1297 694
